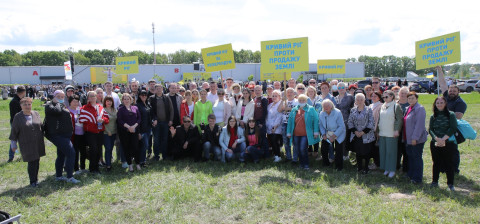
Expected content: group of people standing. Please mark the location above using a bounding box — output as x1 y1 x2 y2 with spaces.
8 66 468 191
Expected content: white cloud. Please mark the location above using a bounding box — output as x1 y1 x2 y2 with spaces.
0 0 478 63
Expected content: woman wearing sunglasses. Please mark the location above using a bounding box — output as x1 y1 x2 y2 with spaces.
377 90 403 178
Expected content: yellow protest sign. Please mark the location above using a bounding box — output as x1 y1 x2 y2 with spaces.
415 31 461 70
317 59 346 74
260 72 292 81
201 44 236 72
261 37 309 75
115 56 139 74
90 67 128 84
182 72 212 82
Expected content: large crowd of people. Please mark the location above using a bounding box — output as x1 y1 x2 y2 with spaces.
7 66 468 191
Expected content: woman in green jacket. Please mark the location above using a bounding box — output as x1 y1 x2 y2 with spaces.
193 89 213 132
286 94 320 170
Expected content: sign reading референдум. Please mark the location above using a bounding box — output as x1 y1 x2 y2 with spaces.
260 37 309 79
201 44 236 72
415 31 461 70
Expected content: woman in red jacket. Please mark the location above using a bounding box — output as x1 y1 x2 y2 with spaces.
180 90 195 125
79 91 109 174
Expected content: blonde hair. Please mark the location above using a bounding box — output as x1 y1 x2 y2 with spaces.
297 94 308 101
321 99 335 111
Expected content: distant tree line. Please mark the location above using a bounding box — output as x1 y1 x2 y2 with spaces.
0 49 477 78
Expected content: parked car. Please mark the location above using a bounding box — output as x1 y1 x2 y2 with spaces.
475 80 480 93
417 80 436 93
409 83 422 92
457 80 478 92
357 80 372 89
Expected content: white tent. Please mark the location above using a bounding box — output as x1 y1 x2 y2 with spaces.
407 71 419 78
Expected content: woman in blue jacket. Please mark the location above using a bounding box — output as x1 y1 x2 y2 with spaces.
219 116 246 162
286 94 320 170
319 99 346 171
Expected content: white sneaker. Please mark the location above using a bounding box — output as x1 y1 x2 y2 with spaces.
67 177 81 184
329 158 334 163
55 176 68 182
383 171 389 176
122 162 128 169
388 172 395 178
273 156 282 163
343 155 349 161
316 156 322 161
74 170 82 175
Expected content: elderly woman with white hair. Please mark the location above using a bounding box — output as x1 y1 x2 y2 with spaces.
334 82 355 161
318 99 346 171
396 86 410 172
347 93 375 174
286 94 320 170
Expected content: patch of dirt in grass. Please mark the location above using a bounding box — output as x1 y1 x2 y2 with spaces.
388 193 416 199
295 178 312 186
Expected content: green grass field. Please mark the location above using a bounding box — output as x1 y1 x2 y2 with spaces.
1 93 479 223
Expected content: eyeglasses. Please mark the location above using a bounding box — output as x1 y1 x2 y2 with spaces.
338 87 346 90
372 82 379 84
382 96 390 99
179 90 185 92
218 93 225 95
309 82 316 84
297 88 305 90
184 120 191 123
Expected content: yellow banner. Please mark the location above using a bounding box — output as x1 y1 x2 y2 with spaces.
115 56 139 74
261 37 309 75
415 31 461 70
90 67 128 84
317 59 346 74
260 72 292 81
201 44 236 72
183 72 212 82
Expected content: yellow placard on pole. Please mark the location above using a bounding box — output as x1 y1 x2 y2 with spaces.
90 67 128 84
317 59 346 74
260 72 292 81
115 56 139 74
415 31 461 70
201 44 236 72
261 37 309 75
182 72 212 82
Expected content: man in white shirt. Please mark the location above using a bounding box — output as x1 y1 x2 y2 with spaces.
103 81 121 110
207 81 219 104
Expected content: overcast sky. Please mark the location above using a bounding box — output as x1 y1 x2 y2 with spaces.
0 0 478 63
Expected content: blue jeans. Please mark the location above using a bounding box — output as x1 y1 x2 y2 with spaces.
103 134 116 167
256 121 270 158
203 142 222 162
50 134 75 178
282 123 298 161
9 123 15 160
406 142 425 183
225 142 246 162
153 121 169 160
293 136 309 168
139 132 151 164
244 145 263 162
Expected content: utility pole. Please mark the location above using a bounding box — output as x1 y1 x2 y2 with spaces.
152 22 156 64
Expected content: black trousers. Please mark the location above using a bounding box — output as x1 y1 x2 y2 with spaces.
431 141 455 185
267 134 282 157
397 138 408 172
27 159 40 184
85 131 103 172
308 143 319 153
119 128 140 165
321 140 344 170
172 141 201 161
370 143 380 167
73 134 87 171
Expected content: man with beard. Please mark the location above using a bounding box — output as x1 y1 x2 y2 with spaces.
437 65 467 174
